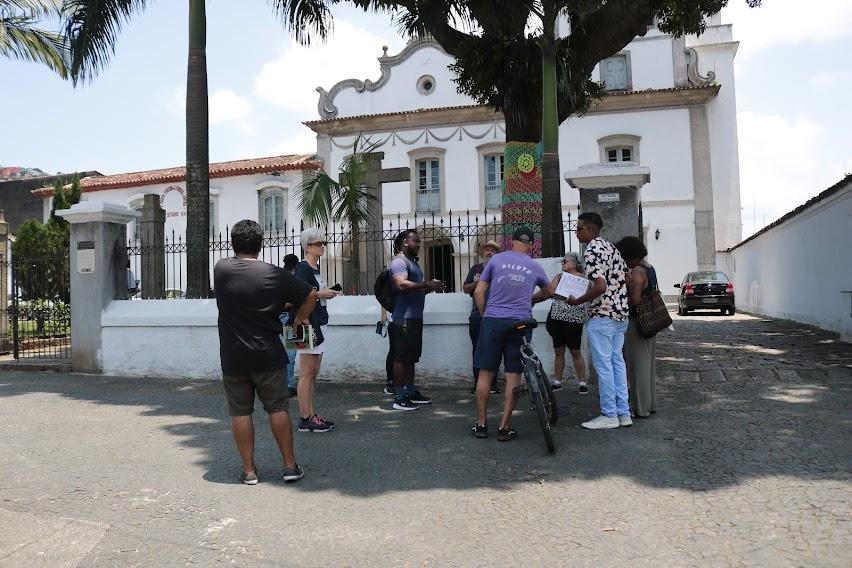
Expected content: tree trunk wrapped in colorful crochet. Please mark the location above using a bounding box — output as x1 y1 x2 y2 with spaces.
501 141 543 257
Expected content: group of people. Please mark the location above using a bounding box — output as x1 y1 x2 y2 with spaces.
214 213 659 484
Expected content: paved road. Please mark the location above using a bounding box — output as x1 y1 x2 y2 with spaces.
0 311 849 567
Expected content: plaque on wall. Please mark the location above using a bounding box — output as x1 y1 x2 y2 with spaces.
598 193 620 203
77 241 95 274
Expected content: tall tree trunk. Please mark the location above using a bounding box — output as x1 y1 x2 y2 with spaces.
540 32 565 258
186 0 210 298
501 110 544 256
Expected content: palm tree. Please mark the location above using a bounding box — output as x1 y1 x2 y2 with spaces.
351 0 761 256
0 0 69 77
297 135 380 291
61 0 336 297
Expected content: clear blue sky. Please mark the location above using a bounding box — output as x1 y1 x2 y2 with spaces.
1 0 849 238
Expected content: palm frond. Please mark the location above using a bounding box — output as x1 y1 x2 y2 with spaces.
296 169 340 228
61 0 148 85
0 0 70 77
268 0 334 46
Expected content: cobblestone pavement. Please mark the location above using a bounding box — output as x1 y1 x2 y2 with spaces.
0 311 849 567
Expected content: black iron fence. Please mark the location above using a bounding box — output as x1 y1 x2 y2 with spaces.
126 210 579 299
0 254 71 360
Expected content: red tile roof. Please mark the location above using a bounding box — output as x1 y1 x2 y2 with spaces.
32 153 320 196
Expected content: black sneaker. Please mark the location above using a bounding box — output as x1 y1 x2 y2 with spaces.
497 427 518 442
409 390 432 404
392 397 420 411
469 385 477 394
382 384 395 396
239 470 258 485
471 424 488 438
490 385 502 394
283 464 304 483
578 383 589 395
298 415 333 432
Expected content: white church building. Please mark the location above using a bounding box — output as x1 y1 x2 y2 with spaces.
35 14 742 296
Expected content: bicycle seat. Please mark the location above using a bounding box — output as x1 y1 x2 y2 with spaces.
513 319 539 331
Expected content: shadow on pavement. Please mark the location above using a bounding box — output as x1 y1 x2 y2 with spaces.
0 314 849 496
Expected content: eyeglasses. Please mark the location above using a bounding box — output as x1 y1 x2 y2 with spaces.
309 241 328 246
517 238 532 244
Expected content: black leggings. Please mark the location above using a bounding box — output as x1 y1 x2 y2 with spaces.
385 327 396 385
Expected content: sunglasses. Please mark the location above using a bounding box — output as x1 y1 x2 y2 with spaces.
309 241 328 246
517 238 532 244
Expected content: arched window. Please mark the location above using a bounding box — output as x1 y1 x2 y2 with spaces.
476 142 506 210
597 134 641 164
408 147 446 214
258 187 287 233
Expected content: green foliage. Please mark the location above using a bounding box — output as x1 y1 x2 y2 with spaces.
11 218 70 302
296 135 380 228
0 0 70 78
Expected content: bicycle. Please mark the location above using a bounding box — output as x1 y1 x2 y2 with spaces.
511 319 558 453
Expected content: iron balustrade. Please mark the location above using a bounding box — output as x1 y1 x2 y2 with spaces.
125 210 579 300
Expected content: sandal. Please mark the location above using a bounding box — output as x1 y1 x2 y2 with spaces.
497 427 517 442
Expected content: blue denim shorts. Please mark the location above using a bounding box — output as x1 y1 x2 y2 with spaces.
474 317 532 374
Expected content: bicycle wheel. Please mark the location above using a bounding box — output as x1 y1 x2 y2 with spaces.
537 362 558 425
525 363 555 453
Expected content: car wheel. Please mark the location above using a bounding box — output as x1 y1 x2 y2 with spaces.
677 305 685 316
720 308 726 315
728 306 736 316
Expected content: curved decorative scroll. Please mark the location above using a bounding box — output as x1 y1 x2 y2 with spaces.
685 47 716 87
315 36 448 120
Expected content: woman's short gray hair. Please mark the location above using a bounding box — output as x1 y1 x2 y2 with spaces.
300 227 325 246
563 251 584 270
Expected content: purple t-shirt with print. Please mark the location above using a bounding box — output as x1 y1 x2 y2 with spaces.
480 251 550 319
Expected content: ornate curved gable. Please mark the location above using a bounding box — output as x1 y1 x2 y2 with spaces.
315 36 475 120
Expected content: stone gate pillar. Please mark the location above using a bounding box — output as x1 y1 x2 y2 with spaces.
139 194 166 299
56 202 139 372
563 163 651 245
0 210 8 353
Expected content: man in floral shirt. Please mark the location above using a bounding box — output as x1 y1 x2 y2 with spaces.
567 212 632 429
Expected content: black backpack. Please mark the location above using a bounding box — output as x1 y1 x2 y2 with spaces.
374 256 412 311
374 267 396 311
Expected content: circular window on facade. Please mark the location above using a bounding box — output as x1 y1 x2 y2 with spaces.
417 75 436 95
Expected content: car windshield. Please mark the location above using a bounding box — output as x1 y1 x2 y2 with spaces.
687 271 729 282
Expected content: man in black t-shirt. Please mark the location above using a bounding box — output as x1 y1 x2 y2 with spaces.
215 220 318 484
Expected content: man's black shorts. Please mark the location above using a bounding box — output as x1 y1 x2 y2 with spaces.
391 319 423 364
223 367 289 416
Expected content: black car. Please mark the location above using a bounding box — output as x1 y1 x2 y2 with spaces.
675 271 736 315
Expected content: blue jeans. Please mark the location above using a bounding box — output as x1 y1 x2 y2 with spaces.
285 347 296 389
587 316 630 417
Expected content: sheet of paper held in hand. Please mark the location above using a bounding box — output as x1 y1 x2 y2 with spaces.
555 272 590 299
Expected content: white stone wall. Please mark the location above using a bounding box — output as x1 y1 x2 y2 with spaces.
101 294 560 381
716 182 852 342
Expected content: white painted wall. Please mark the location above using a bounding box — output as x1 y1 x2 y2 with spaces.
101 294 560 381
331 45 476 118
716 182 852 342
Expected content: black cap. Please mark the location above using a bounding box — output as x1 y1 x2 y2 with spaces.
512 226 535 243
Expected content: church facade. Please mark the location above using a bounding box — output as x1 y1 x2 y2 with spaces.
34 15 741 296
307 14 742 294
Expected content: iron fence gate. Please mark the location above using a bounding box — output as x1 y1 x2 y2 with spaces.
0 254 71 360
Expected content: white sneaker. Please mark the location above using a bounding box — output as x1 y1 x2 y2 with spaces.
581 415 619 430
551 379 562 390
618 415 633 427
